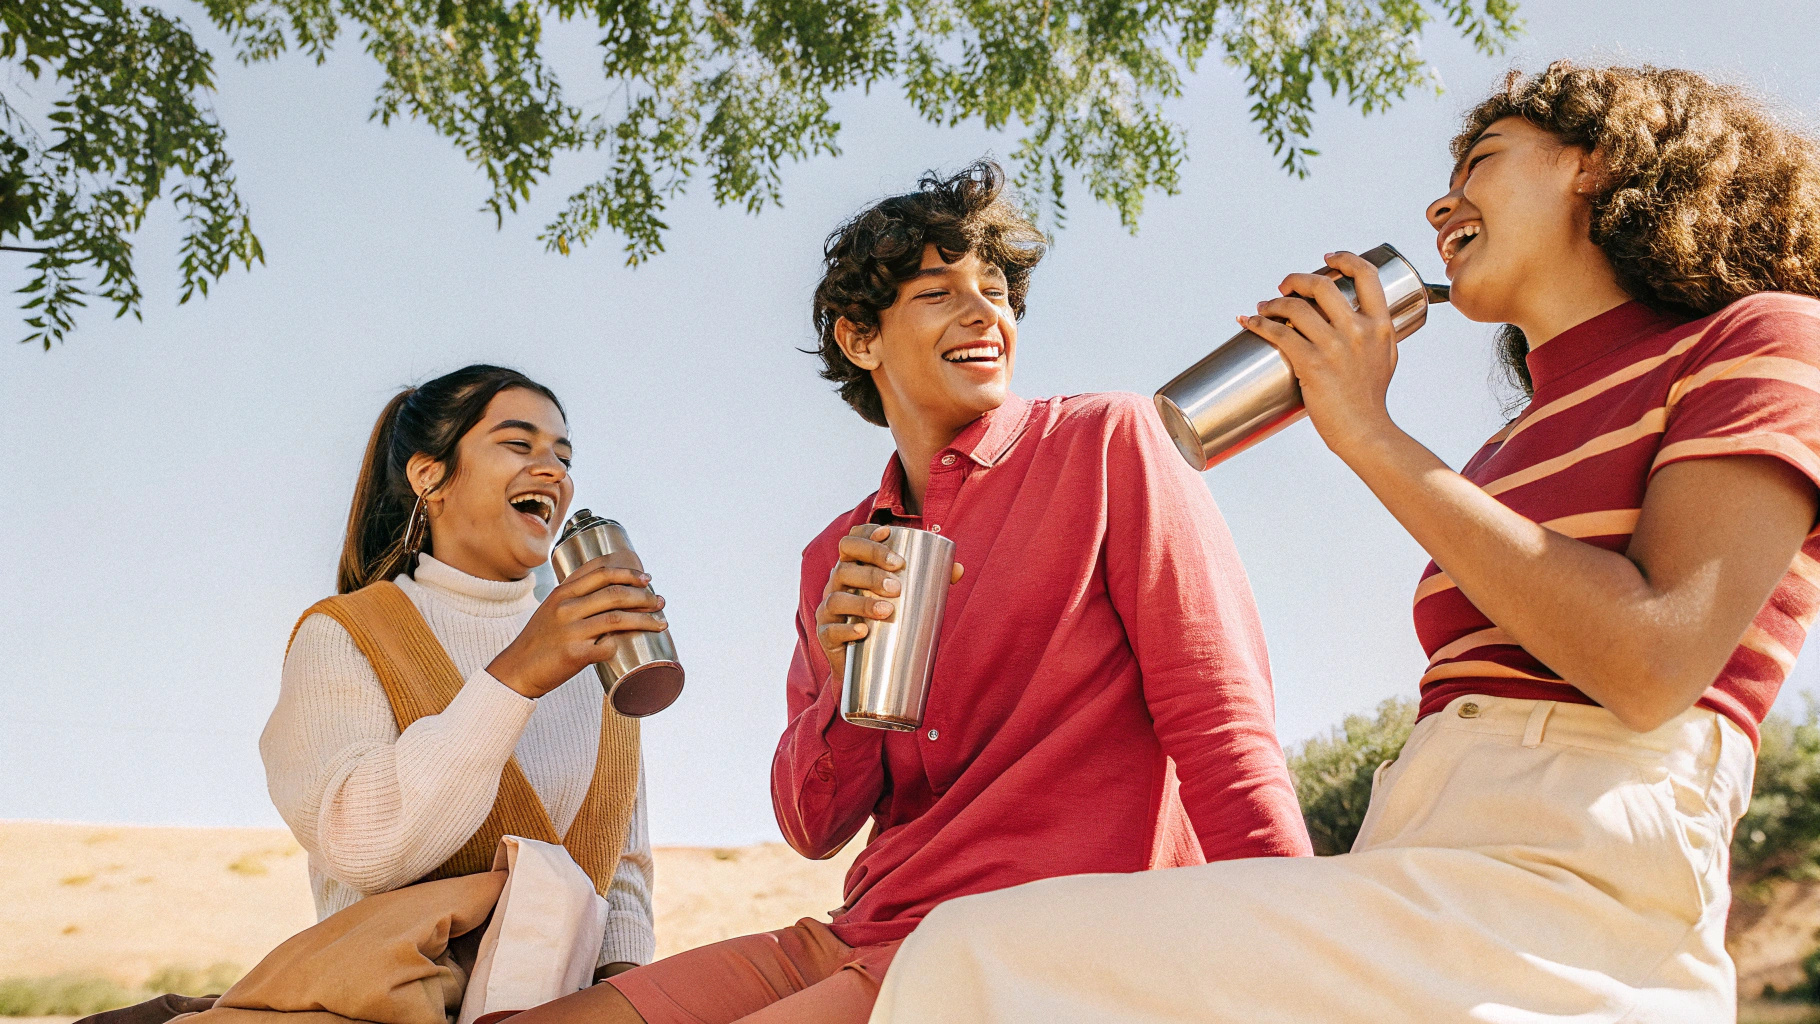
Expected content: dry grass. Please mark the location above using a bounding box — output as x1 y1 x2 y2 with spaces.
0 964 239 1017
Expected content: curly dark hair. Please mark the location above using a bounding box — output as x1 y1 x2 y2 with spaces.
1454 61 1820 396
810 160 1048 426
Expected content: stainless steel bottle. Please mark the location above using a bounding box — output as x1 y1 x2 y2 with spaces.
842 526 956 731
549 510 685 718
1154 244 1450 471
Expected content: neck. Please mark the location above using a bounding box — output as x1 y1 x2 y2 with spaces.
1510 249 1634 350
423 529 529 583
886 412 974 515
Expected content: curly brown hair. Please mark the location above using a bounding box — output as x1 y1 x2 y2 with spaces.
811 160 1048 426
1454 61 1820 396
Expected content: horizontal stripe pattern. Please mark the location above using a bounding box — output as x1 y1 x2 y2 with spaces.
1415 295 1820 744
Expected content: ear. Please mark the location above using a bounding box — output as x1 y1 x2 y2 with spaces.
834 316 883 371
1571 146 1608 198
405 452 446 501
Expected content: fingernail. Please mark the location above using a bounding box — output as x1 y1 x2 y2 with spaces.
1324 252 1336 258
889 556 905 570
874 601 892 615
882 577 899 594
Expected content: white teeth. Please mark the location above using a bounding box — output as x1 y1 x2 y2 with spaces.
509 492 554 523
1442 223 1481 262
943 345 1002 363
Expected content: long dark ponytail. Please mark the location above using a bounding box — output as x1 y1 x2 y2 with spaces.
338 365 565 594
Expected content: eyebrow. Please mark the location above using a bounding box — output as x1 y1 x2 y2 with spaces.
908 263 1007 283
1450 131 1503 183
490 419 572 449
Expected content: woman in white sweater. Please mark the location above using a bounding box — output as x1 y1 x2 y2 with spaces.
263 364 667 979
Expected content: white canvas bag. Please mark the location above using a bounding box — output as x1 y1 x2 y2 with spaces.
454 835 609 1024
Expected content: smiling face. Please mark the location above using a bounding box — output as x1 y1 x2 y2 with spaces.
410 387 575 582
836 245 1017 436
1427 116 1608 327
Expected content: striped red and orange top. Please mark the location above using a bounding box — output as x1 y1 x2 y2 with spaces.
1414 294 1820 744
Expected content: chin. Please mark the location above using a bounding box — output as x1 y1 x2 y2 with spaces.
964 377 1010 410
1442 271 1501 325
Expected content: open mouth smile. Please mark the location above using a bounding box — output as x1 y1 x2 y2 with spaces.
943 343 1003 364
508 491 555 528
1441 222 1481 264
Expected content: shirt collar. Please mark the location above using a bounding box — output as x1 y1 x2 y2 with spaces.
870 394 1033 518
1525 301 1686 392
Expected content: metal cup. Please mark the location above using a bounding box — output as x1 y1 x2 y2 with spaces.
1153 243 1449 471
841 526 956 731
549 510 685 717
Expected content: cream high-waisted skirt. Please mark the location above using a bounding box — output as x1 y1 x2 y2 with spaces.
868 694 1755 1024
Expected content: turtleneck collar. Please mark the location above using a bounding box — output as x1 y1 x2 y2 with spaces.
407 554 538 618
1525 301 1687 393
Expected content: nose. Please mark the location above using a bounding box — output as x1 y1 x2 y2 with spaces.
1427 187 1460 229
531 450 568 480
958 286 999 327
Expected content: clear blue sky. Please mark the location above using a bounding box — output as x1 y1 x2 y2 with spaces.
3 0 1815 845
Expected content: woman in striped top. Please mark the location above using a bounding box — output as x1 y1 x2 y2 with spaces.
869 63 1820 1023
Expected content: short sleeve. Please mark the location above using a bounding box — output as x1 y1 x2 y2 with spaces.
1653 292 1820 491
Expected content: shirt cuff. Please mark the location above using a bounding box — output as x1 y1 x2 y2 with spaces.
599 910 656 968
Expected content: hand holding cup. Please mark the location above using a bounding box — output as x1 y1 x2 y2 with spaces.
816 524 962 681
488 556 668 699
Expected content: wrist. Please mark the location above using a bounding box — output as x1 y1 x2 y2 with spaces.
486 653 544 699
1322 408 1402 464
593 962 637 984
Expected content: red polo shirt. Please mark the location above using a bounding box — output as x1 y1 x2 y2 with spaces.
771 392 1311 950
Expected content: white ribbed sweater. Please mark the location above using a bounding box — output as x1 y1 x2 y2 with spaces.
261 555 655 968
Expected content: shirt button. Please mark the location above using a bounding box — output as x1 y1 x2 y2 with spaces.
1459 701 1481 719
931 524 942 533
927 729 940 741
940 454 957 466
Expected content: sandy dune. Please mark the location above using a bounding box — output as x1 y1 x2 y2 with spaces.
0 820 858 985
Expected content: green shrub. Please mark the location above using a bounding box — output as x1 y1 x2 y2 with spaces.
1737 702 1820 894
1287 697 1417 856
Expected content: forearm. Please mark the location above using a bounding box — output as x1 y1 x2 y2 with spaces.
600 758 655 968
1336 422 1714 726
1166 699 1312 861
316 670 534 892
772 669 884 859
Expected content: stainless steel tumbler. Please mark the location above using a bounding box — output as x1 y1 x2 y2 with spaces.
841 526 956 731
1154 244 1449 471
549 509 685 718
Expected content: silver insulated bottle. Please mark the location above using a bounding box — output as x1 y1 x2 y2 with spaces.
1154 244 1448 471
549 510 685 717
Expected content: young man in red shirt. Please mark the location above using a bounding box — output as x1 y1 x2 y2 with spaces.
511 160 1309 1024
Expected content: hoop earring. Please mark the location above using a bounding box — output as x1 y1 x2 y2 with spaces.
405 495 429 556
